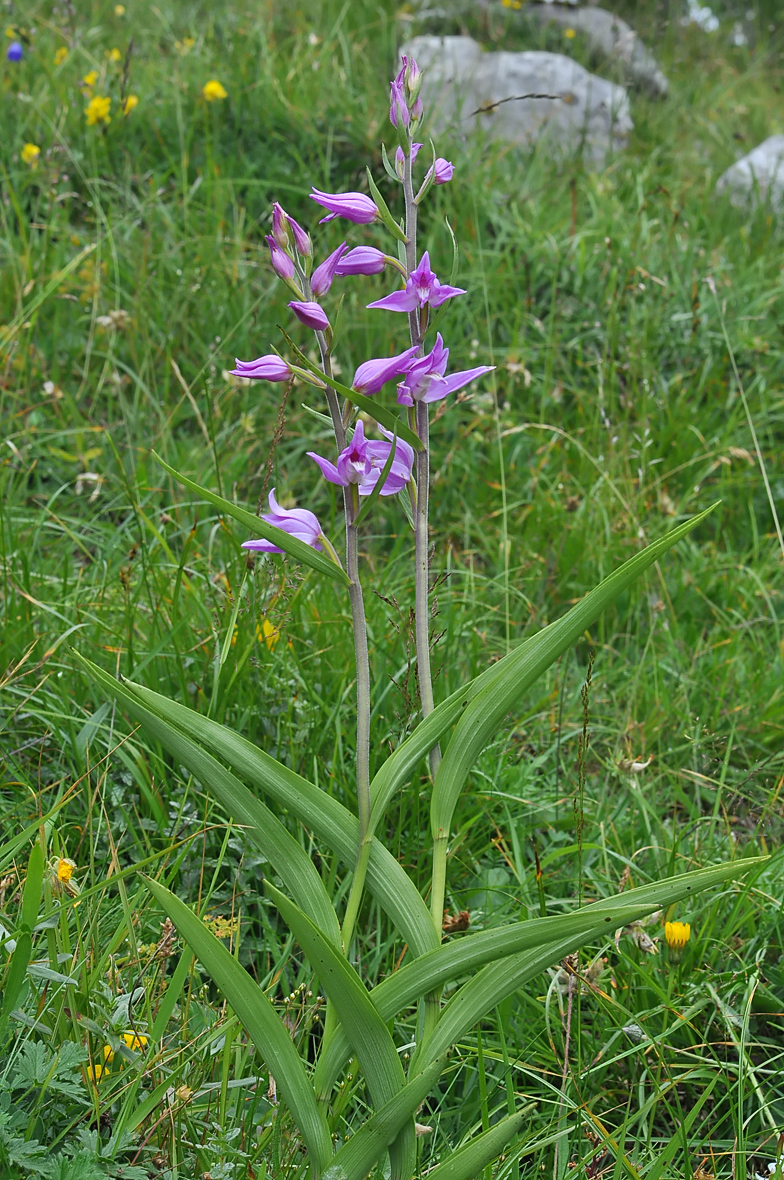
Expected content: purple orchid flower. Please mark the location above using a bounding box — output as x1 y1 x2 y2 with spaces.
288 301 330 331
335 246 388 277
395 142 423 179
389 75 409 128
352 345 418 395
7 41 23 61
242 488 323 553
396 333 495 405
230 354 292 382
309 188 379 225
426 158 455 185
307 420 414 497
367 251 466 314
266 234 295 282
272 202 312 257
310 242 348 298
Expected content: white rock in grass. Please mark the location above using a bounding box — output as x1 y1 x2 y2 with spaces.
401 35 631 166
716 135 784 209
527 4 669 98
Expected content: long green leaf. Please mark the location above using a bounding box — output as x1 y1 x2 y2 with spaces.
76 655 342 949
322 1059 444 1180
431 504 718 840
102 673 438 959
414 856 765 1073
425 1108 529 1180
644 1073 718 1180
142 876 333 1177
370 505 718 837
0 932 32 1035
22 842 44 931
152 451 351 587
266 882 415 1180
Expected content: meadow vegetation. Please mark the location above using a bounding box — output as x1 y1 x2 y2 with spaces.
1 1 784 1177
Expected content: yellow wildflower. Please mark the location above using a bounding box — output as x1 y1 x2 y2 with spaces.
86 95 111 125
564 27 576 39
121 93 138 115
21 143 40 166
500 0 522 8
82 70 99 87
87 1063 105 1082
664 920 691 962
257 617 280 652
175 37 195 55
115 4 126 13
107 47 122 62
202 79 227 102
4 26 15 37
54 46 68 65
175 1085 194 1102
57 857 76 882
102 1044 115 1063
121 1031 148 1052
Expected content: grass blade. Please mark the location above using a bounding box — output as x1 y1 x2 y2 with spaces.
153 450 351 587
142 875 333 1177
424 1108 529 1180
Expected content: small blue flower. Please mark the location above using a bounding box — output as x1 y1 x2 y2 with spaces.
7 41 23 62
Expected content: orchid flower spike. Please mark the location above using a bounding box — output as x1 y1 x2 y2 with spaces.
242 489 324 553
309 188 379 225
367 252 465 314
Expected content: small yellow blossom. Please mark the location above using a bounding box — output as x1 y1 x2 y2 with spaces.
102 1044 115 1063
175 36 195 55
202 79 227 102
82 70 99 87
665 920 691 962
21 143 40 166
57 857 76 882
564 27 576 39
54 46 68 65
115 4 126 13
4 26 15 37
87 1063 105 1082
86 95 112 125
501 0 522 8
175 1085 194 1102
107 47 122 62
257 617 280 651
121 1031 148 1052
121 93 138 115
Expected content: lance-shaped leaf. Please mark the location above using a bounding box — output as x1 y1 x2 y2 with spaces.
322 1058 444 1180
370 506 718 837
153 451 351 587
414 856 765 1074
76 655 342 949
315 856 761 1094
142 876 333 1177
80 665 438 960
425 1108 529 1180
266 882 415 1180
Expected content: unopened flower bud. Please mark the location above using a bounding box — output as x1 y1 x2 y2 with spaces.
310 242 347 297
266 235 295 281
271 202 291 250
426 157 455 186
395 142 423 180
288 214 312 258
288 301 330 332
405 57 422 101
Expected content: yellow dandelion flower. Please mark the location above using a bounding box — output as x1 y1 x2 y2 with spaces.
114 4 126 13
102 1044 115 1063
121 1031 148 1052
54 46 68 65
121 93 139 115
202 79 227 102
21 143 40 166
85 95 111 125
665 920 691 962
87 1063 105 1082
57 857 76 882
82 70 99 87
257 617 280 652
564 28 577 39
107 47 122 62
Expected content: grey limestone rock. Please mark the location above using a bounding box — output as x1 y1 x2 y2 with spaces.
400 34 632 166
527 5 669 98
716 135 784 209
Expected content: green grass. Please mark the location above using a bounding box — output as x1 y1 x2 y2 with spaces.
1 0 784 1177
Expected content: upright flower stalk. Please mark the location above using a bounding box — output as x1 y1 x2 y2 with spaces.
232 58 492 961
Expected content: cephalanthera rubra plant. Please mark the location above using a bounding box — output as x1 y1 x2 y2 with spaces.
80 53 763 1180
